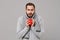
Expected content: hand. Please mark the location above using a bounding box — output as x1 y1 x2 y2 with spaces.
31 19 35 27
26 18 35 27
26 19 30 27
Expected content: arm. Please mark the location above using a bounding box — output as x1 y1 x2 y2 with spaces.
16 17 29 39
31 16 45 39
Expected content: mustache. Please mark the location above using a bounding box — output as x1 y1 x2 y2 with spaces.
26 13 34 18
28 13 32 15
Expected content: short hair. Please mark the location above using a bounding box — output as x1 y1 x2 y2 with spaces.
25 2 35 9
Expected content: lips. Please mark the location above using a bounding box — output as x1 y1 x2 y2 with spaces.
28 13 32 15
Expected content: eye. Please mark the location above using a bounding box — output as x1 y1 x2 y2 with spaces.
31 9 34 11
28 9 30 11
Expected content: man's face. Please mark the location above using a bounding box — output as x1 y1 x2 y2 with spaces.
26 5 35 18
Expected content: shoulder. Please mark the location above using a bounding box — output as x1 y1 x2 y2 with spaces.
37 14 43 21
36 14 44 24
17 16 23 21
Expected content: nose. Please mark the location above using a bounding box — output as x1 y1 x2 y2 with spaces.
29 10 32 13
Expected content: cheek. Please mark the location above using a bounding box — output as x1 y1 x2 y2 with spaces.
27 11 30 13
26 10 30 13
32 11 34 14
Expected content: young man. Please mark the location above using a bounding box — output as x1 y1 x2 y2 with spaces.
16 2 44 40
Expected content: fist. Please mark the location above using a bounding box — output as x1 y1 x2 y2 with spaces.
27 18 33 26
26 18 35 27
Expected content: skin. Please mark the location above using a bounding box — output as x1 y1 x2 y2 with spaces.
25 5 35 27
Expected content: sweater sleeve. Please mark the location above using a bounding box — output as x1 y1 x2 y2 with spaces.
31 16 45 39
16 17 29 39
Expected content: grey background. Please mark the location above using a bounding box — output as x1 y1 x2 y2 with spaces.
0 0 60 40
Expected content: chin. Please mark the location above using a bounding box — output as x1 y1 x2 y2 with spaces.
29 16 31 17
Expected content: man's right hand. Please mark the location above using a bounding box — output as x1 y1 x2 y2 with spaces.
26 18 34 27
26 19 30 27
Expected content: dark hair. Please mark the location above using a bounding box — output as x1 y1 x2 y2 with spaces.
26 2 35 9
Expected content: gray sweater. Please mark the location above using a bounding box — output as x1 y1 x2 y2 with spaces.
16 13 44 40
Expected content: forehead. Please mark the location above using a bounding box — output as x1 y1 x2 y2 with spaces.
26 5 34 9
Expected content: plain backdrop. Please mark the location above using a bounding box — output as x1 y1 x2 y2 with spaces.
0 0 60 40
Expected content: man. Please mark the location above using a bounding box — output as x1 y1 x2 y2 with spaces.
16 2 44 40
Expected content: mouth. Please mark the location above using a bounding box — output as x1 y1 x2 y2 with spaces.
28 13 32 16
27 14 33 18
29 13 32 15
26 12 34 18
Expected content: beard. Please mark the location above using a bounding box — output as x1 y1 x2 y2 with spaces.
26 12 35 18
